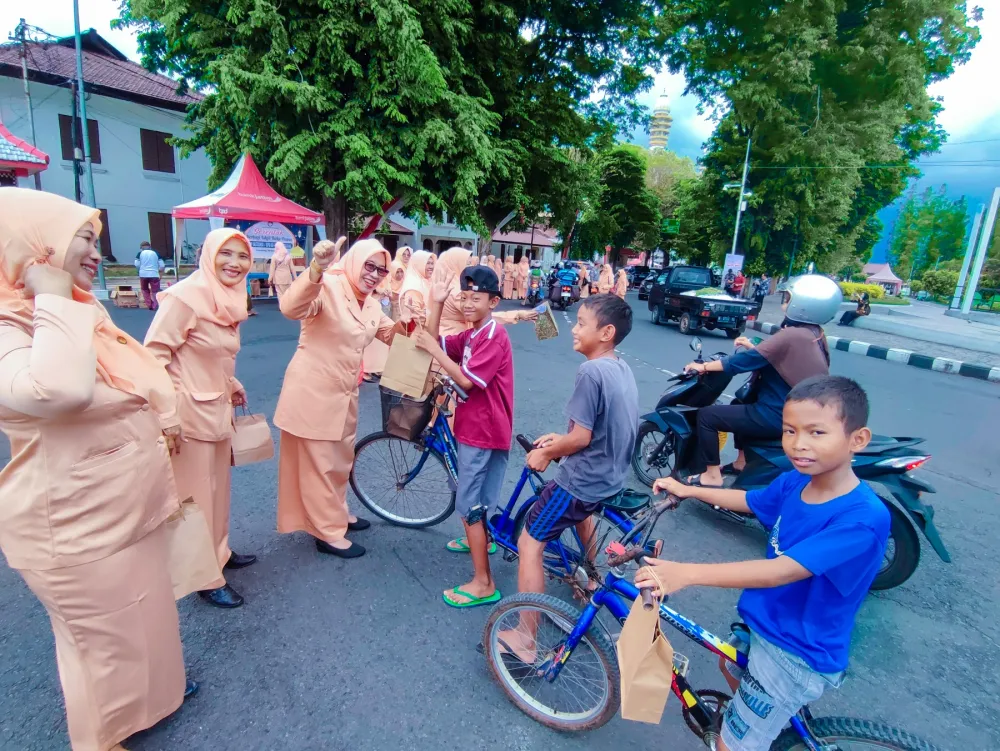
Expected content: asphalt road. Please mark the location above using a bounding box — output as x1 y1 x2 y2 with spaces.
0 293 997 750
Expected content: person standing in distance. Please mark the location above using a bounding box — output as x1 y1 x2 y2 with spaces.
135 240 165 311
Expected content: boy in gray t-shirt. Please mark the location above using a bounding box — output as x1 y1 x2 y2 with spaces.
498 294 638 663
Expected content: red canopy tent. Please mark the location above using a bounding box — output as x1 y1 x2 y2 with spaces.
0 118 49 182
171 153 323 269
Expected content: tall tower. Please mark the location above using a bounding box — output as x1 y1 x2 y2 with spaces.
649 91 673 151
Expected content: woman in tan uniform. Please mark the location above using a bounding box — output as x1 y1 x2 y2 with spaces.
614 268 628 299
502 257 515 299
145 227 256 609
516 257 530 299
275 239 404 558
398 249 435 324
0 189 193 751
598 263 614 294
268 241 297 299
578 264 590 299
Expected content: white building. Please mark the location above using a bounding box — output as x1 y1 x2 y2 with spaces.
0 30 212 264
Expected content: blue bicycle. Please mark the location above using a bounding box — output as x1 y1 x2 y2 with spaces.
480 496 939 749
350 377 651 588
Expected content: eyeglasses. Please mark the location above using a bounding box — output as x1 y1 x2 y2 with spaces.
363 261 390 277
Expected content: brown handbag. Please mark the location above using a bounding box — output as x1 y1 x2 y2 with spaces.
163 498 223 600
231 406 275 466
616 568 675 723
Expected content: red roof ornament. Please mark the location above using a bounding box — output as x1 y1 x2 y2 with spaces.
0 119 49 177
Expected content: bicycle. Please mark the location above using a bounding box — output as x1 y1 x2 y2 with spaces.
480 494 940 750
350 376 653 592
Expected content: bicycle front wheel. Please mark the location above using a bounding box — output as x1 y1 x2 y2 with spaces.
350 432 455 528
482 593 620 732
771 717 941 751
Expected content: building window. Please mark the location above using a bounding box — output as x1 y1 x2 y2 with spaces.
140 129 176 173
97 209 113 260
58 114 102 164
422 239 433 251
147 212 174 259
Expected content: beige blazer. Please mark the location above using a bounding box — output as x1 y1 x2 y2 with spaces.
144 295 244 442
274 271 395 441
0 295 178 570
269 255 296 286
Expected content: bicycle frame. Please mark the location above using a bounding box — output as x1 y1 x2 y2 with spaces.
538 574 822 749
401 406 638 577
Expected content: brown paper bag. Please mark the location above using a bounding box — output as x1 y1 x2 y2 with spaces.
232 411 275 466
616 592 675 723
163 499 223 600
380 334 433 398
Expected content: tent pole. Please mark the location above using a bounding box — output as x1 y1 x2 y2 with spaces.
172 217 184 283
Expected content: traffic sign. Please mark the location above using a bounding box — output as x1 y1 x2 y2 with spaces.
663 219 680 235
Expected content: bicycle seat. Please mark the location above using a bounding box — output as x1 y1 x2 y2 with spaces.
600 489 651 515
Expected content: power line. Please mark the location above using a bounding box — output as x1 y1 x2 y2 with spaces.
754 162 1000 170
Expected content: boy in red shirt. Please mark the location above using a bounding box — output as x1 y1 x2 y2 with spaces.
415 266 514 608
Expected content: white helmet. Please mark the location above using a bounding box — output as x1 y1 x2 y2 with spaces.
783 275 842 325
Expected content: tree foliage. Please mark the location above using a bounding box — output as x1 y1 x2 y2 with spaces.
655 0 982 275
888 185 969 279
570 146 661 263
116 0 668 242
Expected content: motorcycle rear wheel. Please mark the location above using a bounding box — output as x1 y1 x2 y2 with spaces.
632 421 675 488
869 499 920 591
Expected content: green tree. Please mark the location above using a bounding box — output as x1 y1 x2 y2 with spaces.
572 146 661 264
889 185 969 279
118 0 668 243
921 269 958 298
644 148 698 218
655 0 981 273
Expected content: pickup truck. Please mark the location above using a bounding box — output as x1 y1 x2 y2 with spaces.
647 265 756 338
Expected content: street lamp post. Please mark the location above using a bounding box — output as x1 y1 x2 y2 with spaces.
726 137 752 257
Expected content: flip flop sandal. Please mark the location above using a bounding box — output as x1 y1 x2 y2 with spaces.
721 463 742 476
442 587 503 609
445 537 497 555
683 474 725 489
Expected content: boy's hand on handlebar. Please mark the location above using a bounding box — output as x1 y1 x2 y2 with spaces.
653 476 695 499
635 558 691 597
733 336 755 350
534 433 559 449
526 448 551 472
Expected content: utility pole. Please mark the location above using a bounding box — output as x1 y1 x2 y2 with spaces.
730 137 752 257
70 81 82 203
961 187 999 316
15 19 42 190
73 0 105 290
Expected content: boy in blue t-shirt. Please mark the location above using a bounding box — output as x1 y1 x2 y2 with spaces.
642 375 889 751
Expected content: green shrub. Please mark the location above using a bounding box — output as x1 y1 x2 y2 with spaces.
908 279 924 295
921 270 958 298
838 282 884 300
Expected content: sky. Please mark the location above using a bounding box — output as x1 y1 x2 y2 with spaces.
2 0 998 260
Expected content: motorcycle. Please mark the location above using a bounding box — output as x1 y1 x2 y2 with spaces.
550 281 578 311
523 275 543 307
630 338 950 591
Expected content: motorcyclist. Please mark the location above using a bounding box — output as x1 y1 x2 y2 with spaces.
680 275 842 488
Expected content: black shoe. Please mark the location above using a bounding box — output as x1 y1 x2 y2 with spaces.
225 551 257 570
198 584 244 609
314 539 366 559
184 679 199 700
347 518 371 532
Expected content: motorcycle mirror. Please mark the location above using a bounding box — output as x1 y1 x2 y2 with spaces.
690 337 703 353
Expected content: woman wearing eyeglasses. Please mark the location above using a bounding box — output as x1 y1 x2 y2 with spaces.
274 238 405 559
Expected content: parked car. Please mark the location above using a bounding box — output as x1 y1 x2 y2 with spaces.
626 265 650 289
648 265 756 338
637 271 658 301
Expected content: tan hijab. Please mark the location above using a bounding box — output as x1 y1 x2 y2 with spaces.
435 247 474 334
380 260 405 295
599 264 614 289
328 238 392 297
467 254 478 267
399 249 433 318
518 257 530 278
158 228 252 326
272 241 290 264
0 188 176 420
397 246 412 268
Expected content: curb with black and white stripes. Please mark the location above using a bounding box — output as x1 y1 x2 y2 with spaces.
747 321 1000 383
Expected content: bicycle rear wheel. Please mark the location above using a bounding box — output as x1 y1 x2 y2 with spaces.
771 717 941 751
350 432 455 528
482 592 620 731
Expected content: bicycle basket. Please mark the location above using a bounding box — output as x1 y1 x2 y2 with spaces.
379 386 434 441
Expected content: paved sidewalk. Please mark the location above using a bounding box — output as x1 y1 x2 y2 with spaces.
755 296 1000 369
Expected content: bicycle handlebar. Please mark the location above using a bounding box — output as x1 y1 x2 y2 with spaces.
516 434 535 453
438 375 469 402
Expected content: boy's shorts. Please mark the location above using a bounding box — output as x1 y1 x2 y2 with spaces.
456 443 509 522
721 631 844 751
523 481 601 543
